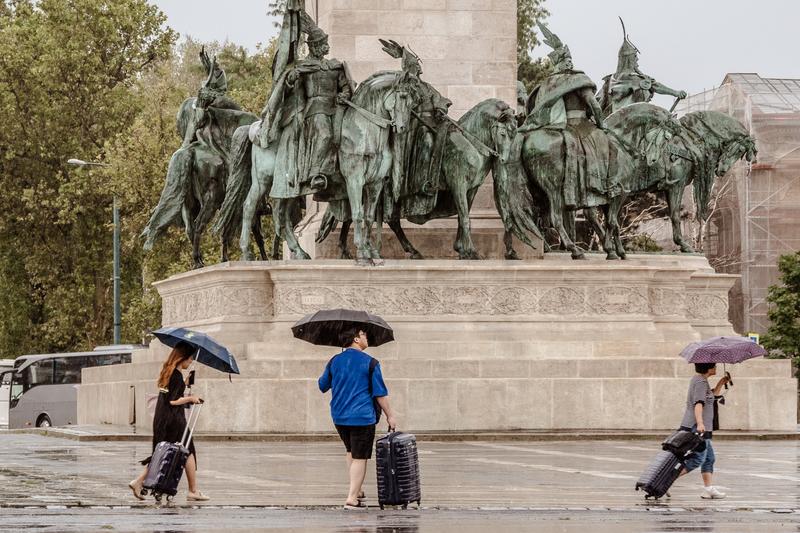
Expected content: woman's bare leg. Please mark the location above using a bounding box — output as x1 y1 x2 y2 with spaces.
185 454 199 494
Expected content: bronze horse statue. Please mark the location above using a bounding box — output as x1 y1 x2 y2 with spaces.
216 69 414 263
505 103 756 260
142 53 263 268
317 98 540 260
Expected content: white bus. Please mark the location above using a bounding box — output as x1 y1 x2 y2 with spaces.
1 345 141 429
0 359 13 427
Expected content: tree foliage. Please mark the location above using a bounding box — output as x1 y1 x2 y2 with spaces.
517 0 552 91
762 252 800 372
0 1 274 358
0 0 176 357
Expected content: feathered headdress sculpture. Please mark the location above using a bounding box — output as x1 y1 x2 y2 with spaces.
537 22 571 66
379 38 421 73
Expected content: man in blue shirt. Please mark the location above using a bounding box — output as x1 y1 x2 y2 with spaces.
318 327 397 509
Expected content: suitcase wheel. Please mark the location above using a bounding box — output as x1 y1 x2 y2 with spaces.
166 495 173 503
379 504 385 510
153 492 163 503
402 504 408 510
140 489 149 496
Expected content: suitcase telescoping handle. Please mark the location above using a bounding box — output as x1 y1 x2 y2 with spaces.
180 400 204 449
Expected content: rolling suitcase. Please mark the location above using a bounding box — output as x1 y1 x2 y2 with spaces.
375 431 422 509
635 450 683 500
142 401 203 503
635 430 703 500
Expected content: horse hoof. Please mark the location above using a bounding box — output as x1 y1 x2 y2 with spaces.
409 252 425 260
606 252 620 260
571 252 586 260
371 258 385 267
291 252 311 260
505 251 521 261
242 251 254 261
340 251 353 260
460 251 481 261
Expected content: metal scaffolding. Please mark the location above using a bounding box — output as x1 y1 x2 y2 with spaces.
677 74 800 334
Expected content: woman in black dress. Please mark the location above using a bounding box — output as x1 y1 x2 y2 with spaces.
128 341 209 501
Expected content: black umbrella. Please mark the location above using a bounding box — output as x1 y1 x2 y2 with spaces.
291 308 394 347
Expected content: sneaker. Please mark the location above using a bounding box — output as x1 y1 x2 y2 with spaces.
701 486 726 499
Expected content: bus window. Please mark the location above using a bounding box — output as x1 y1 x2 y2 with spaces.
54 356 87 385
21 359 54 393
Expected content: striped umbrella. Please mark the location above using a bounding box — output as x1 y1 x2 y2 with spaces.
680 336 767 364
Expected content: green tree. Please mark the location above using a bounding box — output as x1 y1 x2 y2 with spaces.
762 252 800 373
517 0 551 91
0 0 176 357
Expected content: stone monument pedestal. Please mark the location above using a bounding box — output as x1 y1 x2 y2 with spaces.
79 256 797 433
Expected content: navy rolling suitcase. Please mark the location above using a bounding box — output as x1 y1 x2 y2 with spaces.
375 431 422 509
142 402 203 503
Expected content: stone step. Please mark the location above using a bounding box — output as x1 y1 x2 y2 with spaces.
242 339 696 360
81 356 793 384
78 374 797 433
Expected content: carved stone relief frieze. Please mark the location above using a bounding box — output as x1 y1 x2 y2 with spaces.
162 285 273 325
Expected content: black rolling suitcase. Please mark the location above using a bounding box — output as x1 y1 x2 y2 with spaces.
635 430 703 500
142 402 203 503
375 431 422 509
635 450 683 500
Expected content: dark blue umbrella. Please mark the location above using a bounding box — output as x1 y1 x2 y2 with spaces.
153 327 240 375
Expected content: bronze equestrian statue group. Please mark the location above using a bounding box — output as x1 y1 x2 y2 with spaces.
141 6 757 268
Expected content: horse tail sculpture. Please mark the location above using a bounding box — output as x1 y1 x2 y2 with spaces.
213 124 253 240
494 136 544 249
141 147 193 251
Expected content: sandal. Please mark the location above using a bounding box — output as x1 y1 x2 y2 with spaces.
344 501 367 510
128 480 145 501
187 491 210 502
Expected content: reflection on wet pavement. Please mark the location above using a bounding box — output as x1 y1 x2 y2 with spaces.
1 433 799 531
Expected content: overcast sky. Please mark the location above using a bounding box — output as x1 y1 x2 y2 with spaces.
151 0 796 105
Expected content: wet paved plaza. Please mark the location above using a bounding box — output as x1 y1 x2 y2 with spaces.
1 433 800 531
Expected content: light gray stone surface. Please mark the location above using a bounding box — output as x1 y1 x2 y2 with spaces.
77 256 797 433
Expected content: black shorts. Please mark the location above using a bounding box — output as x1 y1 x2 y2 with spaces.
335 424 376 460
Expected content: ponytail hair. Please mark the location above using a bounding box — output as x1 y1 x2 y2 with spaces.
157 341 195 389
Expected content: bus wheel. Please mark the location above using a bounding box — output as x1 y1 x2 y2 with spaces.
36 415 52 428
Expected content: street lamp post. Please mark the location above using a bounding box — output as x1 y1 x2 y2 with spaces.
67 159 121 345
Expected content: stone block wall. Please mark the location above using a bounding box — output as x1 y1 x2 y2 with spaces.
317 0 517 118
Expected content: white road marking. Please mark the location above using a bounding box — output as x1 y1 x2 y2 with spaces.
468 442 644 465
465 457 636 480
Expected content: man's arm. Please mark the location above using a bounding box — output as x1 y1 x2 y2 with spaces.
375 396 397 430
581 88 606 129
318 366 332 393
651 80 687 100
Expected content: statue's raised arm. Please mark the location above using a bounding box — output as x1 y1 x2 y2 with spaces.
598 18 687 116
